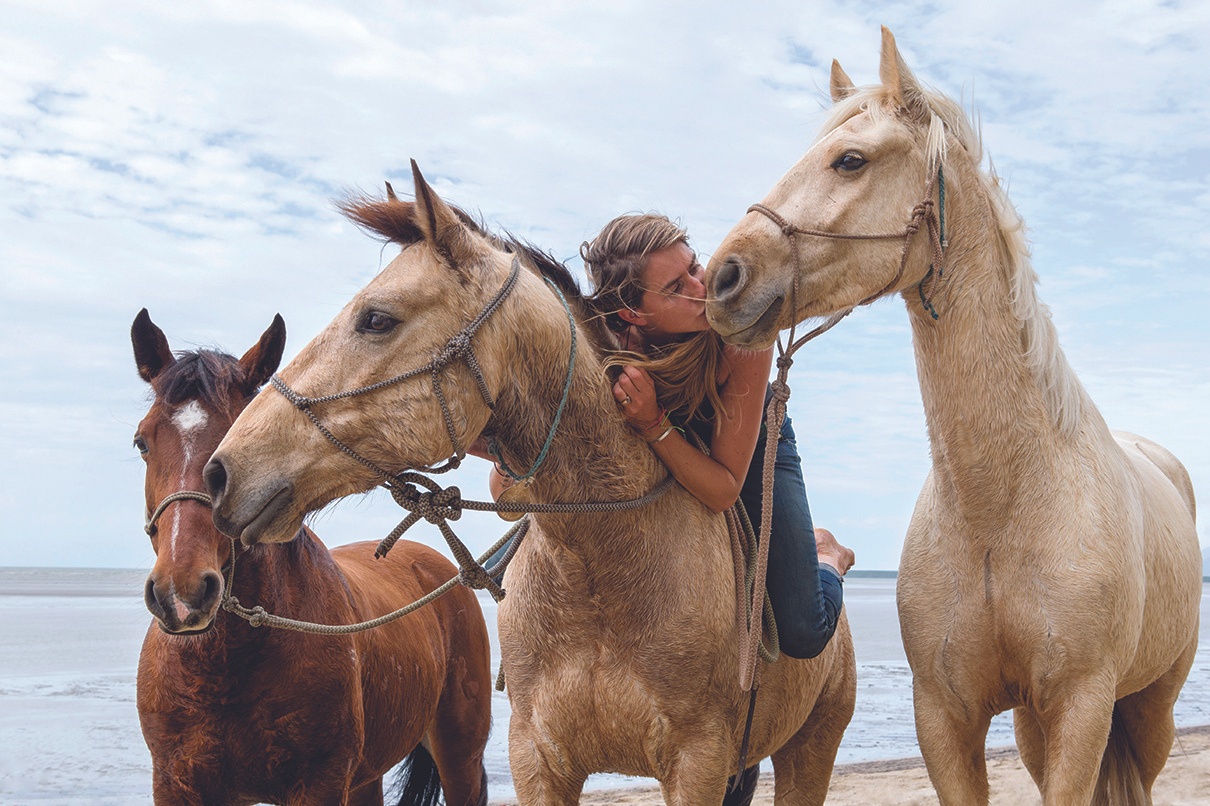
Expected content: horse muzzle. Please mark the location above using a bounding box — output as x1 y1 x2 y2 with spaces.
205 455 297 546
706 253 787 349
144 571 223 634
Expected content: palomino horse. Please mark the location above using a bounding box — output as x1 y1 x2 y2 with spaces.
131 309 492 806
203 162 857 805
705 27 1201 806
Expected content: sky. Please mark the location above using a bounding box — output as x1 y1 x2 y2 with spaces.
1 0 1208 571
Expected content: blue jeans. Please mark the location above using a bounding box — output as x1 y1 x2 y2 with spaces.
738 416 843 660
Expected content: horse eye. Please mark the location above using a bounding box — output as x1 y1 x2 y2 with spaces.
832 153 867 172
357 311 399 334
133 436 149 455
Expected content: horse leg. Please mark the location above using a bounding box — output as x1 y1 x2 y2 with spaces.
1031 683 1116 806
507 718 587 806
912 683 993 806
425 672 490 806
657 743 732 806
770 662 857 804
1092 643 1197 805
1013 706 1047 792
426 726 488 806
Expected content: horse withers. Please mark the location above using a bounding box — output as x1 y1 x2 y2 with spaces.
132 309 492 806
202 163 857 805
705 28 1201 806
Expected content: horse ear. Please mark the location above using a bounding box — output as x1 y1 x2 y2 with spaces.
878 26 930 120
410 159 478 271
238 314 286 392
830 59 856 102
132 308 175 382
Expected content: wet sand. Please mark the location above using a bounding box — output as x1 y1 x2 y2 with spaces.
507 725 1210 805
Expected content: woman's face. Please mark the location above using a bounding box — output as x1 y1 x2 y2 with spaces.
633 242 710 339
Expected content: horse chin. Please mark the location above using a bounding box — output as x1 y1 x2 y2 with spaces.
157 617 217 636
213 483 298 547
708 294 785 349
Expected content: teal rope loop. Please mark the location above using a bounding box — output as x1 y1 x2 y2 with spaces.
919 167 947 320
938 166 947 247
491 276 577 482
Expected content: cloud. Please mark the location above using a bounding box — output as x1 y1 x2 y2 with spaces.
1 1 1208 569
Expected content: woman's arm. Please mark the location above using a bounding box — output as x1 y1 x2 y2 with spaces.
613 345 773 513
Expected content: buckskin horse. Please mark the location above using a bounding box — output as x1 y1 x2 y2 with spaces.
203 163 856 804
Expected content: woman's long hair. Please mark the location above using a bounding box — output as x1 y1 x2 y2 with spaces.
582 214 727 423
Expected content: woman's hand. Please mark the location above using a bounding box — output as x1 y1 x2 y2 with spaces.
612 365 663 435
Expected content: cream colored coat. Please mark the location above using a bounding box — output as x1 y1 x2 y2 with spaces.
705 27 1201 806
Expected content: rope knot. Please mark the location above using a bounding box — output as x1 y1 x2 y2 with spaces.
458 564 494 590
769 379 791 403
390 483 463 523
248 606 269 627
270 375 311 410
434 332 473 368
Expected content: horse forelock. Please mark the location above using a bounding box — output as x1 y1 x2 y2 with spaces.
154 350 250 419
341 189 617 360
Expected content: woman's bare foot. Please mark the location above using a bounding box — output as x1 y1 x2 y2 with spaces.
815 527 855 576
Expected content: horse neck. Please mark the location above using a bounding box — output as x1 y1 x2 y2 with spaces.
205 531 348 655
487 294 667 545
902 166 1103 528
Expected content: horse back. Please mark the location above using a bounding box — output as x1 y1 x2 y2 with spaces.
1113 430 1197 521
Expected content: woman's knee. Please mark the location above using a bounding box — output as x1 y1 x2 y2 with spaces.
776 623 834 660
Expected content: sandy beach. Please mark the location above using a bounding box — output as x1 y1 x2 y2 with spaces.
521 725 1210 806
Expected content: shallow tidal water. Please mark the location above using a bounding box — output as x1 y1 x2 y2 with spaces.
0 568 1206 804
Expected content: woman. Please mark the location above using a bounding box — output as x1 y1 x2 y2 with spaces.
491 213 853 660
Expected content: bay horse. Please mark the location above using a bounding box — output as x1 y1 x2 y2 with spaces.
704 27 1202 806
202 162 857 804
131 309 492 806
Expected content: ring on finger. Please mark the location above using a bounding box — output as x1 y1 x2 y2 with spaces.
621 396 632 406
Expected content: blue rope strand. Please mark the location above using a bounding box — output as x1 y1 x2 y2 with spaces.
492 276 577 482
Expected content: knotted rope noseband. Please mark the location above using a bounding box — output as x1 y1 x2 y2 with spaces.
270 255 525 479
257 252 675 616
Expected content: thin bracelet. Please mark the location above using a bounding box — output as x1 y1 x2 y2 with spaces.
646 425 675 444
632 408 666 432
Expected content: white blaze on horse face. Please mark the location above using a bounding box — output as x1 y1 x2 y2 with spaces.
173 400 209 437
169 401 209 560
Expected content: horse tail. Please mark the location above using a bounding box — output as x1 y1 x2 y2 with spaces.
390 743 442 806
1091 707 1149 806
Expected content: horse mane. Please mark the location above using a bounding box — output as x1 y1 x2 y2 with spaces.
337 193 618 358
154 350 250 417
819 84 1086 436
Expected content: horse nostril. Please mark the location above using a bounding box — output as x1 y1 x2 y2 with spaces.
203 457 228 501
199 571 223 610
710 256 748 302
144 576 163 617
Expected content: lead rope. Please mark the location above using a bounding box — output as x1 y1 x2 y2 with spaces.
731 168 947 782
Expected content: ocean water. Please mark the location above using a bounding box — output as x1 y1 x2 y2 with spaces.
0 568 1206 804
